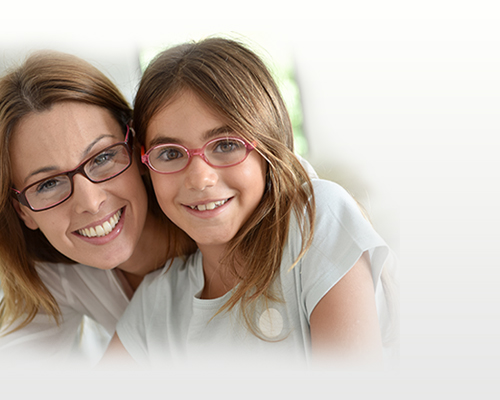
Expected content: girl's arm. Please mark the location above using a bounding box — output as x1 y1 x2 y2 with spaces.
309 251 383 367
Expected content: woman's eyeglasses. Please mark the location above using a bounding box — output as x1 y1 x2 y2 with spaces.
141 136 256 174
12 126 134 212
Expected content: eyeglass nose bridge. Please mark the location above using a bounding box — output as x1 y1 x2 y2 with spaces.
186 147 212 167
65 162 97 184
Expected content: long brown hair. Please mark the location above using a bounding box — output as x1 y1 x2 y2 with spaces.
0 51 132 333
134 37 316 336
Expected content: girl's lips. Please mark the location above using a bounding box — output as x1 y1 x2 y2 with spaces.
185 198 231 211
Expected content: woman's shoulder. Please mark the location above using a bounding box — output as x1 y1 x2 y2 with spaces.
35 261 126 308
36 261 117 287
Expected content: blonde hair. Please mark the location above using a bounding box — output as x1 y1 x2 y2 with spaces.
0 51 132 333
134 37 316 336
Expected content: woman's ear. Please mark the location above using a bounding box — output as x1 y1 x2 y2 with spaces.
11 199 39 230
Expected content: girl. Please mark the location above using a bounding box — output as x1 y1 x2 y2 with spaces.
113 37 397 369
0 51 194 367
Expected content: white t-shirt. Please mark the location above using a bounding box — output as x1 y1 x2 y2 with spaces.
117 180 394 369
0 263 130 369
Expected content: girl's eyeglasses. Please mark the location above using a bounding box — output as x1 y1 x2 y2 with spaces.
12 125 134 212
141 136 256 174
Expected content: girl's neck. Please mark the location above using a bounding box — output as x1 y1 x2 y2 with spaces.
117 211 169 290
198 243 241 300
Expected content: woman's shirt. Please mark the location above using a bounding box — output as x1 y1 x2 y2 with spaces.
116 179 395 369
0 263 130 369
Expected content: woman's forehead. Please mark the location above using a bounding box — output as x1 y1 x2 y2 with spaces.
9 102 122 185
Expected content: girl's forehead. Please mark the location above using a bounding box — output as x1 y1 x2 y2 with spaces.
146 91 230 145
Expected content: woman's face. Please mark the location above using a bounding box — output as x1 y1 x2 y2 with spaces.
10 101 149 270
144 90 267 254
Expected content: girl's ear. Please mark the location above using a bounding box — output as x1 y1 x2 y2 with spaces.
11 199 39 230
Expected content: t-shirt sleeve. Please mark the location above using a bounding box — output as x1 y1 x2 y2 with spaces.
297 179 390 320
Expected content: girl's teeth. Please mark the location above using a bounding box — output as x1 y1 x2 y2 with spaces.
191 199 227 211
78 210 122 238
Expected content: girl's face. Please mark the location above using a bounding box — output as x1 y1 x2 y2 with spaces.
10 102 149 270
145 90 267 253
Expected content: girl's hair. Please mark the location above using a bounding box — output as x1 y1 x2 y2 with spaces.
0 51 133 333
134 37 316 336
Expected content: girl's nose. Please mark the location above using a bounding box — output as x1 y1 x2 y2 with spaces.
71 174 107 214
184 156 218 191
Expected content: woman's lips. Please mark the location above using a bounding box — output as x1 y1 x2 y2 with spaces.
76 208 123 238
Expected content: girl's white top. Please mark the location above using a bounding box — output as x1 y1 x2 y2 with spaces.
117 179 397 370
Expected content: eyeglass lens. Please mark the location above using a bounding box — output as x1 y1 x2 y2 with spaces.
148 137 248 173
24 143 131 210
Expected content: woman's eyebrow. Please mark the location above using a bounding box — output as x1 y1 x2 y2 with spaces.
82 134 116 157
23 166 59 184
23 134 117 184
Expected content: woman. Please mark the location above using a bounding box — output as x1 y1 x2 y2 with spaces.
0 50 194 367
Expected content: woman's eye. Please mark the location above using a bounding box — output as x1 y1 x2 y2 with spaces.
93 150 117 166
35 178 63 193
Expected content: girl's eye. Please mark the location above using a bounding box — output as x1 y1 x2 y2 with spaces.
158 147 184 161
214 139 243 153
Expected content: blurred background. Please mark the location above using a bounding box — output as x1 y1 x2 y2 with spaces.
1 1 500 394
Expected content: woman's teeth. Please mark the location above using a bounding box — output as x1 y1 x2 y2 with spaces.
78 210 122 238
189 199 228 211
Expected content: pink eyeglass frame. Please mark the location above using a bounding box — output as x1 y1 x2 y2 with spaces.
141 136 257 174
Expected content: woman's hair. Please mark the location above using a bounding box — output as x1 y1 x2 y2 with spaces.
0 51 133 333
134 37 316 337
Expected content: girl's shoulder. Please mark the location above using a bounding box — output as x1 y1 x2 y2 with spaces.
303 179 387 260
140 251 204 292
310 179 367 226
311 179 359 211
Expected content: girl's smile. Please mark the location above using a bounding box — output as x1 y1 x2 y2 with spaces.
146 90 267 254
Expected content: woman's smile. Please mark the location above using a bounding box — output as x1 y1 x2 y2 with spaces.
10 102 149 269
76 207 124 238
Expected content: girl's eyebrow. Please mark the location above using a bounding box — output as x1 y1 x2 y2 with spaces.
23 134 116 184
148 125 233 148
203 125 233 141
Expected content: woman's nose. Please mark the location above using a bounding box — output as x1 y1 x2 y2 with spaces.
71 174 107 214
184 156 218 191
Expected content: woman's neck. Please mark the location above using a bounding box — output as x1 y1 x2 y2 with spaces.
117 211 169 290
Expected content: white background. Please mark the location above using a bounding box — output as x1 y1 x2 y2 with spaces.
1 0 499 396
